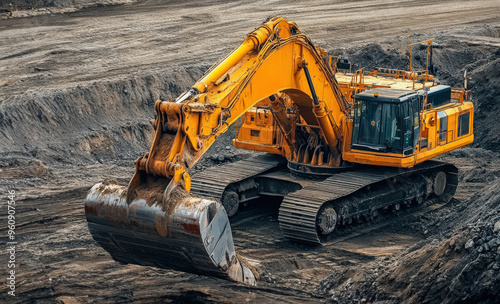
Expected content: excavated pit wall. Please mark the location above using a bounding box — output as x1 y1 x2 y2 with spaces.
0 66 206 165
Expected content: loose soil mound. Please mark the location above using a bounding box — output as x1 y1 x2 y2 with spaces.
318 169 500 304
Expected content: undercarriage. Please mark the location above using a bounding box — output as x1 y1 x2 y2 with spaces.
86 154 457 284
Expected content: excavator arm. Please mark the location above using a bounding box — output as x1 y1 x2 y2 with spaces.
133 17 349 195
85 17 350 285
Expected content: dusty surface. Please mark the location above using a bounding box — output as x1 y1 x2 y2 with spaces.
0 0 500 303
1 149 498 304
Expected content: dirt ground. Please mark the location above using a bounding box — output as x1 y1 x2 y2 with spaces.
0 0 500 303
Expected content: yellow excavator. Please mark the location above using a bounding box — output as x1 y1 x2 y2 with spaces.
85 17 474 285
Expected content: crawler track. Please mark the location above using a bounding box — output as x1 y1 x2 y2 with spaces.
191 154 286 206
278 161 458 244
191 154 458 246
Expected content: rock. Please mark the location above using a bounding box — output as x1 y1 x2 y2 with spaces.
480 231 487 239
494 221 500 233
465 239 474 250
484 243 490 252
478 246 484 253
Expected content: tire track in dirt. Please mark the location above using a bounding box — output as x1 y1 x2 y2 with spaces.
1 0 498 97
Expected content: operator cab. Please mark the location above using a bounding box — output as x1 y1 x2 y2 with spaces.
352 88 421 155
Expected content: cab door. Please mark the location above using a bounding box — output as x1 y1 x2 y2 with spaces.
412 96 421 149
402 101 413 155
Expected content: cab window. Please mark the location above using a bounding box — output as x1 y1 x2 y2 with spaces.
352 100 403 153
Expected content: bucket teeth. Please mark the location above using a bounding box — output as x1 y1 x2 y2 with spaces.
85 182 256 285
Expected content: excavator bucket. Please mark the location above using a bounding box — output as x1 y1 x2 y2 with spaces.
85 182 256 285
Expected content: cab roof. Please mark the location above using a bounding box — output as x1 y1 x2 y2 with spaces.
354 88 417 103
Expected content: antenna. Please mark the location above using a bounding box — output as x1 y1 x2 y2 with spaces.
464 70 468 90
